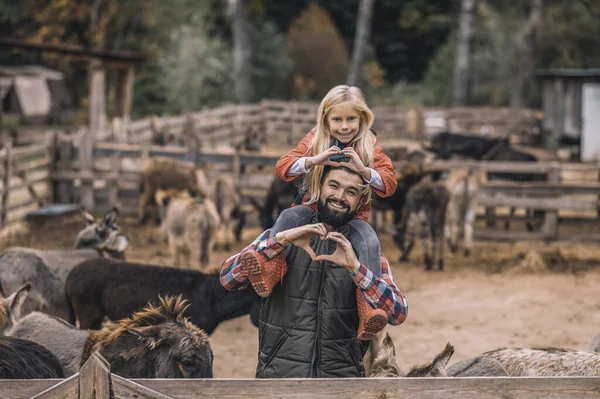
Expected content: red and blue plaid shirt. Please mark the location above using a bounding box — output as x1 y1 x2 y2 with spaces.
219 230 408 326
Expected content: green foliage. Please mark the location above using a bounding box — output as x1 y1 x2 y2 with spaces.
540 1 600 68
150 11 292 114
159 24 234 113
249 17 294 101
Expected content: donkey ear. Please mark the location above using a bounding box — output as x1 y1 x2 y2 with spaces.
128 326 165 349
81 207 96 225
429 343 455 377
7 282 32 320
382 333 396 357
102 208 119 228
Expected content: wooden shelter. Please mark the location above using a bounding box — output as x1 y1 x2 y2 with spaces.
537 68 600 161
0 38 147 209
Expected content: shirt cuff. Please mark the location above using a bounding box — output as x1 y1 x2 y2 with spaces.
256 235 286 260
287 157 311 176
350 264 375 290
363 168 385 192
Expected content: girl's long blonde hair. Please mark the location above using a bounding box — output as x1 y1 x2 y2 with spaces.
303 85 376 205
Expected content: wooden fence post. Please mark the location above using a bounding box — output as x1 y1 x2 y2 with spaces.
80 128 95 212
59 134 75 203
597 165 600 221
543 163 561 241
49 131 59 204
108 151 121 211
79 352 112 399
184 113 198 163
1 139 12 228
415 107 425 141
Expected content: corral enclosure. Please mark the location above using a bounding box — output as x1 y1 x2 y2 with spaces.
1 210 600 397
1 101 600 397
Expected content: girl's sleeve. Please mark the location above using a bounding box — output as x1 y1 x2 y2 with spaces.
275 128 316 182
372 141 398 197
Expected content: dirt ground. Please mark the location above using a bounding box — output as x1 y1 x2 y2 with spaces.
1 215 600 378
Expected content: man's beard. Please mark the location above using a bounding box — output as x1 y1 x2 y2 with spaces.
317 197 357 228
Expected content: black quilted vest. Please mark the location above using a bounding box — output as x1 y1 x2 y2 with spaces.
255 218 365 378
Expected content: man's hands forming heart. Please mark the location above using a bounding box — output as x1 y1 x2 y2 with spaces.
275 224 360 273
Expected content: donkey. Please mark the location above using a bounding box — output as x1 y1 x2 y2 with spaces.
396 179 450 270
11 296 214 378
213 176 241 250
0 208 128 322
0 336 65 379
0 282 31 335
443 168 480 257
156 189 220 270
138 156 207 225
65 258 261 334
481 347 600 376
370 333 508 377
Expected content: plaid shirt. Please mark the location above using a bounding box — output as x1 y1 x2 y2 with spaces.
220 230 408 326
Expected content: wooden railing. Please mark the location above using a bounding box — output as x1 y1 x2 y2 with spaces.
1 352 599 399
0 137 52 227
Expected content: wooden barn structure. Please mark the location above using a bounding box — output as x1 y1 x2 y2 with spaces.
537 68 600 161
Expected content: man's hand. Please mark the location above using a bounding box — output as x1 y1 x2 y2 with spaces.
315 232 361 274
276 223 329 260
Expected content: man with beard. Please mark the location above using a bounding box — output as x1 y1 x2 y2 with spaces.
220 165 407 378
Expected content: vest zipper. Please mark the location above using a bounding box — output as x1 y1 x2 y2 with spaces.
311 259 327 377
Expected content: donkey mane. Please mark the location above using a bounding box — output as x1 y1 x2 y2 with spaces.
482 347 576 357
86 296 208 355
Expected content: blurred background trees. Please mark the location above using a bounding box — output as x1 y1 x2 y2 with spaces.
1 0 598 119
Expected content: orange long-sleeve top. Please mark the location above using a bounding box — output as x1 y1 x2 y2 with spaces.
275 128 398 222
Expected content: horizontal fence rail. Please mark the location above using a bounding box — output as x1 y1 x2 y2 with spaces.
2 352 600 399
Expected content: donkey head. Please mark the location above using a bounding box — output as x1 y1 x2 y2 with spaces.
75 208 129 259
84 296 213 378
0 282 31 335
370 333 455 378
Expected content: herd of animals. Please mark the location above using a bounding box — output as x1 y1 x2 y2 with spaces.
1 131 594 382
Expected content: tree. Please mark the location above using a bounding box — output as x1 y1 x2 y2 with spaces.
511 0 543 108
287 3 349 100
452 0 476 106
347 0 375 87
228 0 254 103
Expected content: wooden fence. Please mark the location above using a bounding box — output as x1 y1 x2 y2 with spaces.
42 132 600 241
1 130 599 243
1 352 599 399
100 101 540 148
0 137 52 227
416 160 600 242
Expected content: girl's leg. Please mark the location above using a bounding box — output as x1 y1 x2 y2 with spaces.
269 206 315 238
347 219 382 277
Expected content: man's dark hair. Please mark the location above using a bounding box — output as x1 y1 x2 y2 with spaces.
320 165 361 187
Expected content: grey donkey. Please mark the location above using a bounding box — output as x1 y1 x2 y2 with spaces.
481 347 600 376
370 333 508 377
396 179 450 271
10 296 213 378
0 208 128 323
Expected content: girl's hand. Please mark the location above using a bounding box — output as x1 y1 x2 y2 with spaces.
306 146 341 168
342 147 368 175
